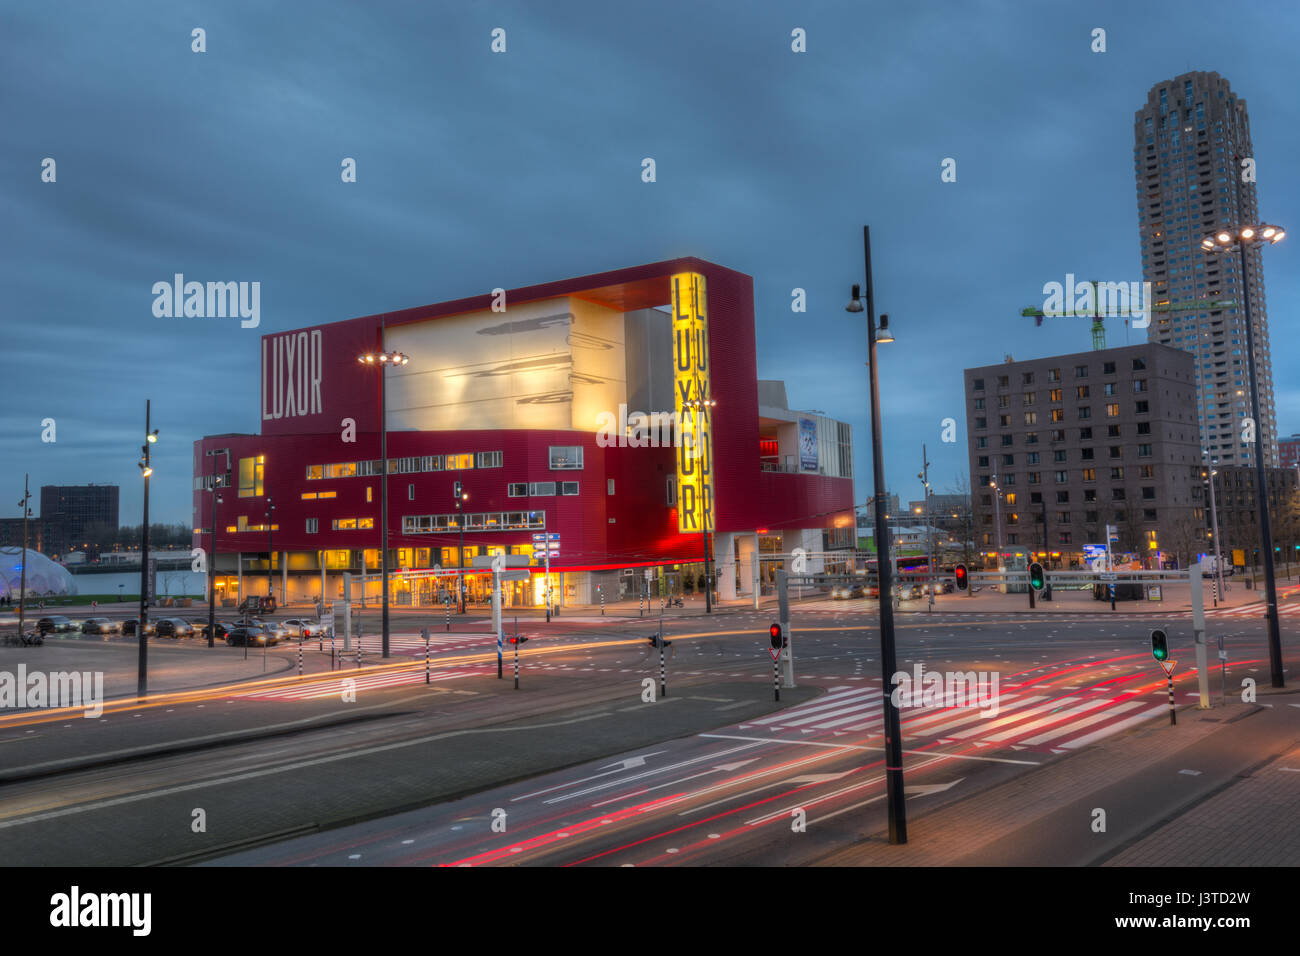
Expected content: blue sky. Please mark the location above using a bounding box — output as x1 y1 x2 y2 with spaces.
2 0 1297 527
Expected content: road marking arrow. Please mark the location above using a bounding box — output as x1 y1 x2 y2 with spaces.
511 752 669 801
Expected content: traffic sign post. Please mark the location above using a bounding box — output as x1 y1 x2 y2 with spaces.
1161 659 1177 725
769 623 785 701
1217 635 1227 704
1189 560 1210 709
423 626 430 684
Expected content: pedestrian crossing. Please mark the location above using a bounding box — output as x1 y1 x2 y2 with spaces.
315 632 495 654
234 667 482 701
1205 603 1300 619
740 684 1168 753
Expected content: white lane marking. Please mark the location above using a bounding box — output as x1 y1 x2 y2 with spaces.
1058 705 1169 749
1012 700 1149 745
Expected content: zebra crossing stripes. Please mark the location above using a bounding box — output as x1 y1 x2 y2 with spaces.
743 685 1174 753
1205 603 1300 619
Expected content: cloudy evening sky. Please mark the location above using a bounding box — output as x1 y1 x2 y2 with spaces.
2 0 1297 527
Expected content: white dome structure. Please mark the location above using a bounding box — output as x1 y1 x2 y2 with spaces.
0 548 78 599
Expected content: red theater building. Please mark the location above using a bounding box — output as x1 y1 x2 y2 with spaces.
192 258 855 609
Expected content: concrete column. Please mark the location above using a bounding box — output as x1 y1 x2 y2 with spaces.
281 552 288 605
320 551 326 604
236 552 242 603
752 532 761 609
715 531 737 601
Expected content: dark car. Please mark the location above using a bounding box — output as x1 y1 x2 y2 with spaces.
199 621 235 642
36 616 75 635
155 618 195 639
80 617 122 635
227 625 277 647
121 619 157 636
831 584 866 600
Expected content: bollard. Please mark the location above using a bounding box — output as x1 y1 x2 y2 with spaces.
356 635 361 669
424 627 430 684
298 641 303 678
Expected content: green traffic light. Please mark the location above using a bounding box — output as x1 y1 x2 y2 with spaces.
1028 562 1045 590
1151 629 1169 662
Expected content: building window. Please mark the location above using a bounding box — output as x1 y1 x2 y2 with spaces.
549 446 584 470
1142 486 1156 500
1051 408 1064 422
1001 435 1013 446
976 417 987 429
1078 407 1091 419
1022 372 1034 385
1112 488 1126 500
1003 454 1015 466
976 437 988 448
1024 412 1037 425
1048 368 1061 382
998 395 1010 409
1079 427 1092 440
1103 361 1116 374
1132 357 1146 370
476 451 503 468
528 482 557 496
1106 404 1121 417
559 481 580 496
1081 448 1094 460
1050 388 1063 403
1028 472 1040 484
666 477 676 506
1084 489 1097 502
1059 531 1072 544
1056 491 1069 503
1025 432 1038 445
997 375 1009 387
1027 452 1039 464
999 415 1011 427
238 456 264 498
1109 446 1122 459
1110 467 1125 480
1055 470 1068 483
408 484 415 500
1133 379 1148 393
366 486 373 503
1138 443 1153 457
1104 382 1118 396
974 397 985 409
1076 385 1089 399
1053 449 1066 462
977 456 989 467
1137 422 1151 435
1023 391 1036 406
607 479 615 495
1074 365 1089 378
306 518 318 534
1136 401 1149 414
973 378 985 391
1139 465 1154 478
1082 468 1096 481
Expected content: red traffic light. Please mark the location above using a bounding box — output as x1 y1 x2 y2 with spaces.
769 623 785 649
954 564 968 590
508 635 528 645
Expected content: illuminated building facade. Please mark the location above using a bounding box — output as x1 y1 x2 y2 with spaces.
193 258 854 609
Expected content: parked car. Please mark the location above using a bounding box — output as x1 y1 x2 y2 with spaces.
198 621 235 642
227 625 277 647
36 616 75 635
280 619 318 640
155 618 195 638
80 617 122 635
249 619 289 641
121 619 157 636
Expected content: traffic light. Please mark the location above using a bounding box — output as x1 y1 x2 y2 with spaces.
1150 628 1169 662
647 633 671 648
769 622 786 649
954 564 968 590
1028 562 1045 590
508 635 528 645
453 481 462 500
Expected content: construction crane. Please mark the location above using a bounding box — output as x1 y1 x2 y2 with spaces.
1021 281 1237 350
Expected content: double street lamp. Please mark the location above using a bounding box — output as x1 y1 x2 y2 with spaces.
358 345 410 658
846 224 906 844
204 447 230 648
1199 220 1286 687
137 403 158 697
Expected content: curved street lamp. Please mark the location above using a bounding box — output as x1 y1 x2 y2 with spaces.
1199 220 1286 687
357 346 409 658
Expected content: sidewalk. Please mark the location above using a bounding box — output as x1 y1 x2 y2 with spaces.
816 686 1300 867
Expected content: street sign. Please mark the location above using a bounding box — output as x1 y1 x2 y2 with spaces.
1100 572 1117 581
1159 659 1177 677
768 646 781 662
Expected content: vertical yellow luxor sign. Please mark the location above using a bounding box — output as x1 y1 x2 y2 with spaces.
672 272 713 534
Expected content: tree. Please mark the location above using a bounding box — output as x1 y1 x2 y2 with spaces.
947 476 974 568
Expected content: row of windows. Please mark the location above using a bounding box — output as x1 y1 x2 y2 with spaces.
402 512 548 534
984 465 1155 486
972 359 1148 392
332 517 375 530
306 451 503 480
995 508 1160 525
507 482 580 497
978 447 1155 467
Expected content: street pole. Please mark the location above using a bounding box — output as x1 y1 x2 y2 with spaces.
137 400 153 698
1205 456 1226 602
17 475 30 640
1236 238 1284 688
380 343 390 659
991 471 1004 588
265 496 274 607
852 225 906 844
458 494 467 614
1190 561 1210 709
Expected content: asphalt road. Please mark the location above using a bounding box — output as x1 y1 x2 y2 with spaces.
0 601 1291 866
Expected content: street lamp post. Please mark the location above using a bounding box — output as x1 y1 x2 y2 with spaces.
205 447 230 648
1200 219 1286 687
846 224 906 844
991 472 1004 581
454 482 468 613
16 475 31 639
358 344 409 658
1203 453 1226 603
137 401 159 697
265 496 275 605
